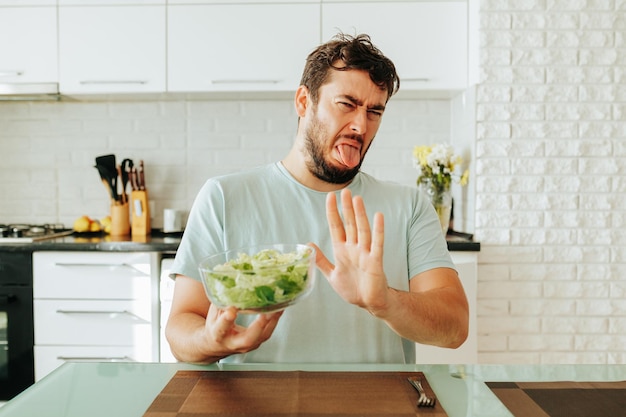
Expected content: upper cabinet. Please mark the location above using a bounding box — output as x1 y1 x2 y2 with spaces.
322 1 468 92
167 3 320 93
2 1 469 96
0 5 57 84
58 4 166 94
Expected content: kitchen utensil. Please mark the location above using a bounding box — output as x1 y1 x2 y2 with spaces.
116 164 125 204
138 159 146 190
131 189 150 237
121 158 133 199
408 377 436 407
94 164 115 202
110 202 130 236
95 154 119 203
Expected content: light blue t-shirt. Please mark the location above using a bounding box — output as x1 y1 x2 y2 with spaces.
170 162 455 363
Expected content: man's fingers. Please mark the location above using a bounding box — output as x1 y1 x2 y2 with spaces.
352 195 372 249
340 189 358 244
326 192 346 242
371 211 385 258
309 242 334 278
210 305 238 342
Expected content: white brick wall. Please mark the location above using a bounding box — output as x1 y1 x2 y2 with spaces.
0 98 452 228
477 1 626 363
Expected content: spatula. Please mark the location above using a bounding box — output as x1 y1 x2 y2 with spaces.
95 154 119 203
94 164 116 203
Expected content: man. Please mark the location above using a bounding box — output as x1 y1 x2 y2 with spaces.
166 33 468 364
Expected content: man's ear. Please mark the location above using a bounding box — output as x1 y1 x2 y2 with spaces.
295 85 309 117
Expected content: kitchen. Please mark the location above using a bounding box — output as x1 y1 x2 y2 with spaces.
1 0 625 415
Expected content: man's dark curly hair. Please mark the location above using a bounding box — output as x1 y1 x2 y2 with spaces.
300 33 400 104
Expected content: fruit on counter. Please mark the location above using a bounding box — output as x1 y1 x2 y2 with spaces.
89 220 102 233
73 215 108 233
100 216 112 234
73 215 92 233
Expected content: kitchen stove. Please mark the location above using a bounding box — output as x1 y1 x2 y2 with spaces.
0 224 73 244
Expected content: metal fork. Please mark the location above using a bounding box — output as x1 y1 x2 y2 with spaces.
407 377 436 407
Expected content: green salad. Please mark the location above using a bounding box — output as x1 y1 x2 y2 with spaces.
202 247 313 310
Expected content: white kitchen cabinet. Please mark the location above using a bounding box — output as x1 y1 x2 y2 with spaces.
414 251 477 364
32 251 160 381
167 3 320 93
159 257 176 362
0 5 57 84
322 1 468 92
58 5 166 94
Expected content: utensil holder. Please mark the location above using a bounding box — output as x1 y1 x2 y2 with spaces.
131 190 151 237
110 202 130 236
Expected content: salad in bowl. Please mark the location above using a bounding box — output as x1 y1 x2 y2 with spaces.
198 244 316 313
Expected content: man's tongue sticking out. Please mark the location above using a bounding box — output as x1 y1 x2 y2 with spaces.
336 143 361 169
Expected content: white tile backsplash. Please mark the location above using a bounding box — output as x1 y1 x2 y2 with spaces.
0 98 455 228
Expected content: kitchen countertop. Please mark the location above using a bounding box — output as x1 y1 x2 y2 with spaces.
0 361 623 417
0 229 479 253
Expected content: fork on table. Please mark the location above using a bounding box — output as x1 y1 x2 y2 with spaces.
407 376 437 407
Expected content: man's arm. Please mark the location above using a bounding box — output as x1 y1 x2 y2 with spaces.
314 189 468 348
380 267 468 348
165 275 283 364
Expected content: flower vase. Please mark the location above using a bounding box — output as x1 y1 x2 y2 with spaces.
420 180 452 234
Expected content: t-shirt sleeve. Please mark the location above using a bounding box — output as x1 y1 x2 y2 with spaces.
169 179 226 281
407 187 456 279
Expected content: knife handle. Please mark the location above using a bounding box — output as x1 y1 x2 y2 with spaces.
138 160 146 191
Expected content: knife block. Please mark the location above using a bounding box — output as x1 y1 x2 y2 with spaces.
110 203 130 236
131 190 151 237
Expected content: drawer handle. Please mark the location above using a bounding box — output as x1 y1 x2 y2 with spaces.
0 294 16 305
53 262 149 275
0 71 24 77
403 77 431 82
79 80 148 85
56 309 149 323
211 79 281 84
57 356 135 362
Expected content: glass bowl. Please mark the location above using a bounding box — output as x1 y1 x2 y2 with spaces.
198 243 316 314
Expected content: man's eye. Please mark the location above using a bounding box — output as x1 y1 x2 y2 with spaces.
367 111 383 121
338 102 355 111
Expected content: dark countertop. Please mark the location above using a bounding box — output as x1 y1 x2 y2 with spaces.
0 230 479 253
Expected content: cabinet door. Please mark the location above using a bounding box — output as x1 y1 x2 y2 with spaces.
0 6 57 83
168 4 320 92
33 252 152 299
322 2 467 91
34 299 152 346
58 5 166 94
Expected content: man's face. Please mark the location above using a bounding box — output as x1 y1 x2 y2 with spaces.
301 69 388 184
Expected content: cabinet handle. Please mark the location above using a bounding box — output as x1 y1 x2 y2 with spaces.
0 71 23 77
79 80 148 85
211 79 281 84
0 294 16 305
53 262 149 275
403 77 431 82
57 356 135 362
56 309 149 322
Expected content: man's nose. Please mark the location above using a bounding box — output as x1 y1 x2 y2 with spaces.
350 109 368 134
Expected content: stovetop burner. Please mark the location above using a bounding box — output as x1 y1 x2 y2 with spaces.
0 223 73 243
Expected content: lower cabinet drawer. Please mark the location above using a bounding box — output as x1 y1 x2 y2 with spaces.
34 299 152 346
34 345 152 382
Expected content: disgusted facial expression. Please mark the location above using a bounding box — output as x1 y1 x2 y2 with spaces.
301 69 388 184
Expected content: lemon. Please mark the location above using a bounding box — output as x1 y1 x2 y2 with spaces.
73 215 92 233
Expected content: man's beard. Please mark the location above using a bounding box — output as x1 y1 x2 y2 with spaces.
303 114 368 185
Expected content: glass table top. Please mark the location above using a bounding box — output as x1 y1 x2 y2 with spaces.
1 362 625 417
